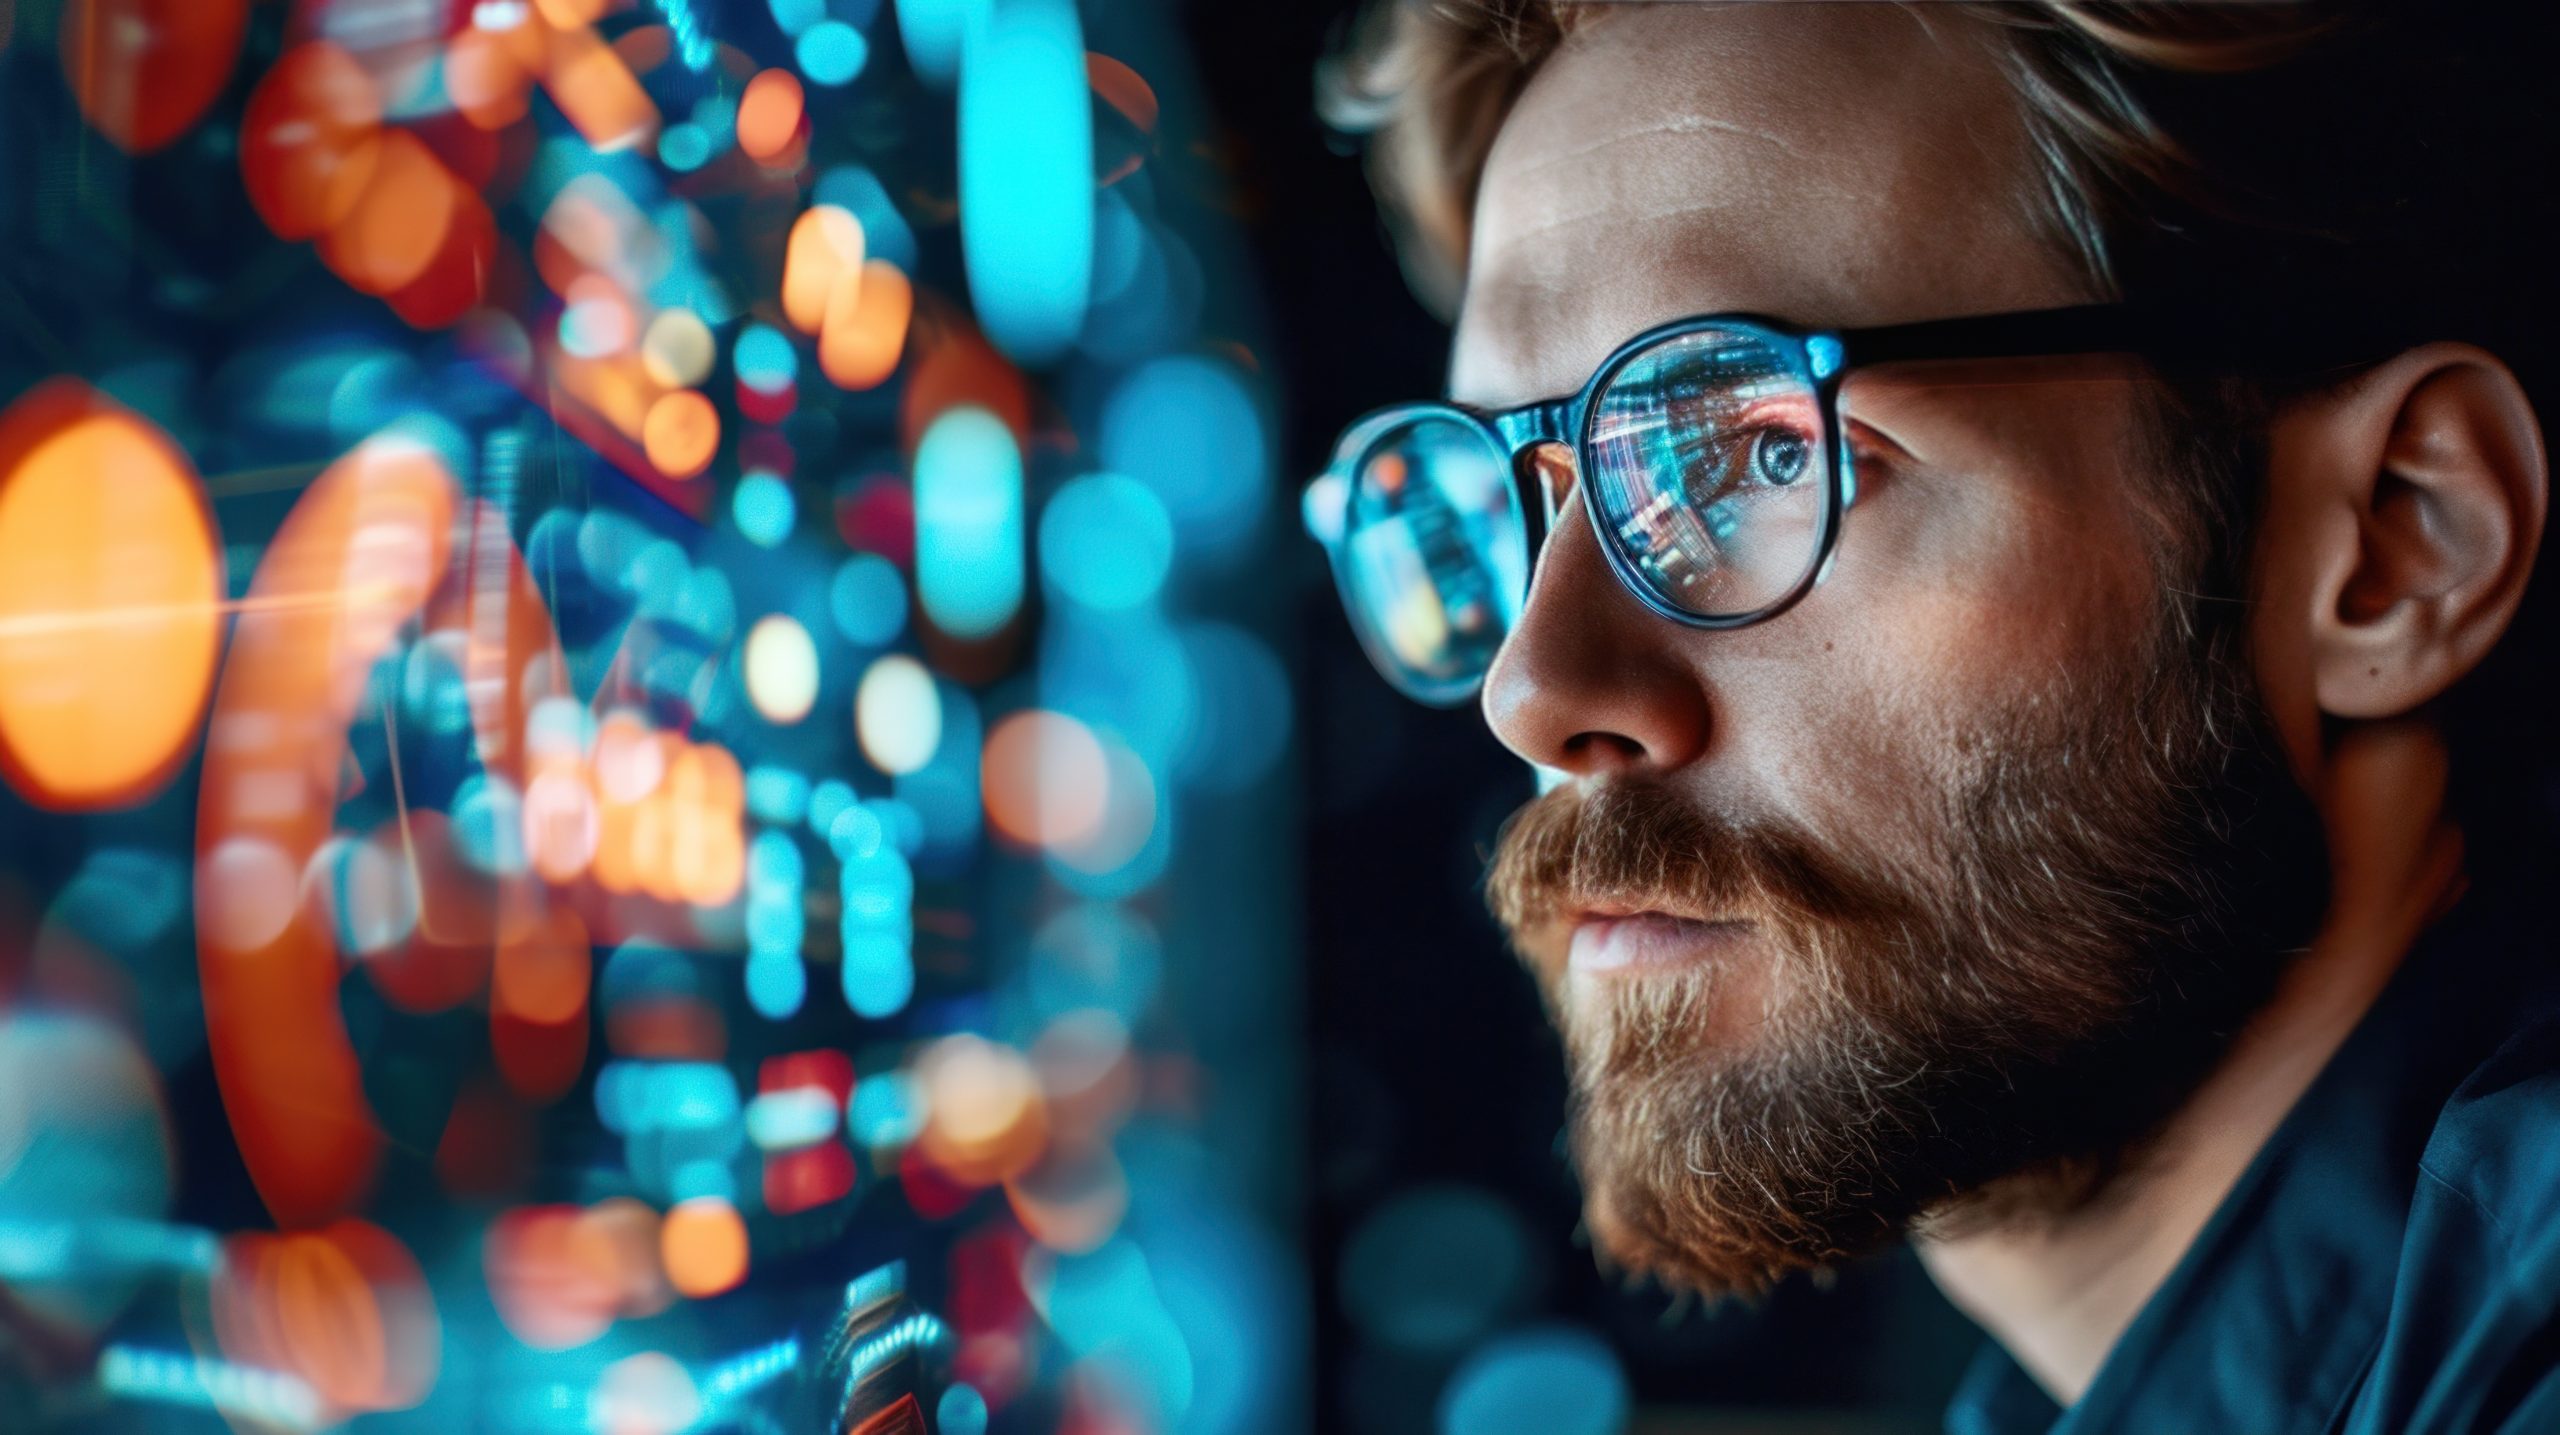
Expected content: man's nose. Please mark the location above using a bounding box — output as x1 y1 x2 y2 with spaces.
1481 442 1713 777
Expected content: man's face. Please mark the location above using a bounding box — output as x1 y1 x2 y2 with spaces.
1465 6 2325 1293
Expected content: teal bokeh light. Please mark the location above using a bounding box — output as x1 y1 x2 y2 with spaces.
959 0 1094 363
914 406 1025 639
830 553 909 647
798 22 870 86
893 0 986 87
733 471 797 548
1101 356 1266 566
1438 1326 1628 1435
1041 472 1175 611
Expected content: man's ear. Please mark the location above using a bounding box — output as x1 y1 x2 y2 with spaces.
2264 344 2547 722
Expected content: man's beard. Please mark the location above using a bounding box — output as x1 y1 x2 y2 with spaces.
1484 595 2328 1298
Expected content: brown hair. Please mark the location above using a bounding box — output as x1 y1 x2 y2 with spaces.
1322 0 2560 877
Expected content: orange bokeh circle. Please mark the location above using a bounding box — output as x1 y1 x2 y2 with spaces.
241 43 383 241
0 380 222 811
736 69 805 164
659 1197 748 1298
59 0 247 153
642 391 719 480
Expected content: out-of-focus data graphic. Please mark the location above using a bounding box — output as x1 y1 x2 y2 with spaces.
0 0 1300 1430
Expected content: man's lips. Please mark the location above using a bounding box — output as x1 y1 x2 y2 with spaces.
1567 909 1753 974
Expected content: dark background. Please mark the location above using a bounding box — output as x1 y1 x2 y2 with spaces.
1172 3 1983 1429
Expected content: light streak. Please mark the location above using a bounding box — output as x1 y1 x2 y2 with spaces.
97 1346 326 1432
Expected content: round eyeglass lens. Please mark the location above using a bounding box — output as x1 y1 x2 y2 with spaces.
1336 413 1526 700
1585 326 1831 620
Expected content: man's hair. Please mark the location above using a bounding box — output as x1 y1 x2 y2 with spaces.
1324 0 2560 876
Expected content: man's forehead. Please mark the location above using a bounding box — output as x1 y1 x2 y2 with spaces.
1452 4 2089 407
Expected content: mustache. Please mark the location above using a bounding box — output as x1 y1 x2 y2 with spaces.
1484 779 1903 946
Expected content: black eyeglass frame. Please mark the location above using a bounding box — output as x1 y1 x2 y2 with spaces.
1305 298 2384 706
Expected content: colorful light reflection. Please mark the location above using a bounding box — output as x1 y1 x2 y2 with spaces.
4 3 1299 1432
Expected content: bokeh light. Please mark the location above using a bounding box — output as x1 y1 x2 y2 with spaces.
959 0 1094 363
831 553 910 647
1100 355 1267 565
745 614 821 724
1040 471 1175 612
798 22 870 87
660 1197 749 1298
8 7 1305 1433
240 43 382 241
982 710 1109 850
784 206 866 336
1438 1326 1630 1435
60 0 247 153
737 69 807 165
914 406 1025 639
0 1010 174 1335
643 391 720 480
0 381 221 810
856 654 943 775
820 259 915 392
733 471 798 548
1341 1186 1537 1352
894 0 986 87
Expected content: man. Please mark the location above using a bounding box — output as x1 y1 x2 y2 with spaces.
1305 3 2560 1431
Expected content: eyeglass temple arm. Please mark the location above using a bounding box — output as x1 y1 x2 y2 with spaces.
1488 401 1577 549
1835 298 2407 373
1836 303 2181 367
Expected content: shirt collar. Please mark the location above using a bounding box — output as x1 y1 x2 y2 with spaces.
1943 887 2543 1435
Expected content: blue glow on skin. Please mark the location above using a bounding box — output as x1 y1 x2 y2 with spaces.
959 0 1093 362
914 406 1025 639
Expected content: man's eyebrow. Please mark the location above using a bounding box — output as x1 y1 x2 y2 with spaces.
1498 112 1804 182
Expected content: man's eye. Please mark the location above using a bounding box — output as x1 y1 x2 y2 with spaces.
1674 420 1815 500
1749 425 1811 486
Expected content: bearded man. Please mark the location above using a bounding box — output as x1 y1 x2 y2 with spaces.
1304 3 2560 1429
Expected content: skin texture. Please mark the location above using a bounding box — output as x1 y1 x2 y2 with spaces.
1453 4 2546 1406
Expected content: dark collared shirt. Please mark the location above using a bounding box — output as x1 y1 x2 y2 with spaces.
1944 885 2560 1435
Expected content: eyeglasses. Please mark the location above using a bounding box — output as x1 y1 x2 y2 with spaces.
1301 300 2357 706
